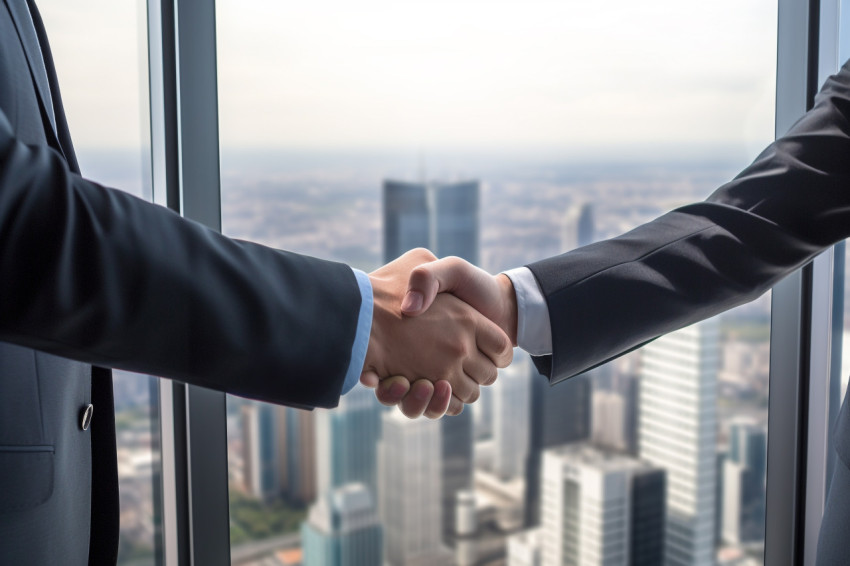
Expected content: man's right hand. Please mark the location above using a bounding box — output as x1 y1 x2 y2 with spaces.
361 249 513 417
367 255 520 417
401 256 518 345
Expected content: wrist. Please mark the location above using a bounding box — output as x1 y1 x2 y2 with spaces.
365 273 391 375
496 273 518 346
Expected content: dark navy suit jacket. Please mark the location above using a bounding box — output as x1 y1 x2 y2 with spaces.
0 1 362 563
527 59 850 483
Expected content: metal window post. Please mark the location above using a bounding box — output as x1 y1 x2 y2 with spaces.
147 0 230 564
765 0 822 564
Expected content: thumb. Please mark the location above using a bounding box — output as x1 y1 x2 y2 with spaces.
401 257 479 316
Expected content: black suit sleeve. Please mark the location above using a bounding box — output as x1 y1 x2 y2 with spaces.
527 59 850 383
0 110 361 409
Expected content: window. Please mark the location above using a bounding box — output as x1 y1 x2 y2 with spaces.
215 1 776 564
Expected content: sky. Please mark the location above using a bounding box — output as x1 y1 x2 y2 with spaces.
38 0 778 158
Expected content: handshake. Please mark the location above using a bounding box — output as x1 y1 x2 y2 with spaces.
360 248 518 419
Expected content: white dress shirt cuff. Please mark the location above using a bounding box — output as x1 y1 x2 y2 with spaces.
503 267 553 356
341 268 373 395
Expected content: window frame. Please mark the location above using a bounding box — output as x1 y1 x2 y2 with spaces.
147 1 231 564
141 0 844 564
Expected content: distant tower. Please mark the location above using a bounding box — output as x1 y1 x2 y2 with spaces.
591 371 638 455
383 179 479 264
591 390 628 452
241 402 281 500
492 352 532 481
301 483 383 566
506 529 542 566
316 385 381 497
383 178 479 542
539 443 666 566
640 318 720 566
279 407 317 504
523 367 592 527
377 411 452 566
721 418 767 545
561 201 595 251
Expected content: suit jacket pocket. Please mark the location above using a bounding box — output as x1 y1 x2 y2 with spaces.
0 445 54 513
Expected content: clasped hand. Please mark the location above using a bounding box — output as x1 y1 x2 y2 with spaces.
360 248 517 418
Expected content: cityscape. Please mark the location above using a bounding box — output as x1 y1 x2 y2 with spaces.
26 1 800 564
106 150 780 566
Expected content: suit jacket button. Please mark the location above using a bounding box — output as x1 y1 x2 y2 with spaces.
80 404 94 431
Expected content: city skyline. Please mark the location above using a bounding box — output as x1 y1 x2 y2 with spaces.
109 154 775 565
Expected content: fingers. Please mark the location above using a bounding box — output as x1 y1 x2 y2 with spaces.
399 380 436 418
378 378 451 419
423 380 452 419
446 395 464 416
360 370 380 388
475 314 514 368
448 369 481 404
402 257 480 316
375 376 410 406
463 351 499 387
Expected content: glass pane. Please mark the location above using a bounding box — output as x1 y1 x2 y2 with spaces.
833 0 850 517
217 1 776 564
39 2 162 564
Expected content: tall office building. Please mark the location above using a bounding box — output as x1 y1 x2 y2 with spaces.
493 352 532 481
520 202 597 527
640 318 720 566
384 178 479 541
241 402 281 500
507 529 542 566
539 443 666 566
721 418 767 546
316 385 381 496
383 179 479 263
592 390 628 451
523 367 592 526
377 411 451 566
279 406 317 504
301 483 383 566
561 201 595 252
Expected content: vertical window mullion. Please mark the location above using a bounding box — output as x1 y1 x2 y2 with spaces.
765 0 821 563
149 0 230 564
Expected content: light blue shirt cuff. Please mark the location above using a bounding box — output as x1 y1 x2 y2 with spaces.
503 267 553 356
341 268 373 395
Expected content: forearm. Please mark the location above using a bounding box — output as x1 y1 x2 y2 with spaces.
529 60 850 383
0 112 360 408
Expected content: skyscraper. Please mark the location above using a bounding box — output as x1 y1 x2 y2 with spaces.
523 367 592 526
301 483 383 566
561 201 595 252
241 402 281 500
383 178 479 541
591 389 628 451
721 418 767 546
492 352 532 481
591 356 641 455
383 179 479 263
640 318 720 566
279 406 317 504
316 385 381 496
377 411 452 566
539 443 666 566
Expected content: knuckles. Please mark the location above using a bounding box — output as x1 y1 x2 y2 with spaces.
408 247 438 263
461 386 480 404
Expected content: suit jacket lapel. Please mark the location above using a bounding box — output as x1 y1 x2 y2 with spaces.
5 0 55 131
26 0 80 173
3 0 63 153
